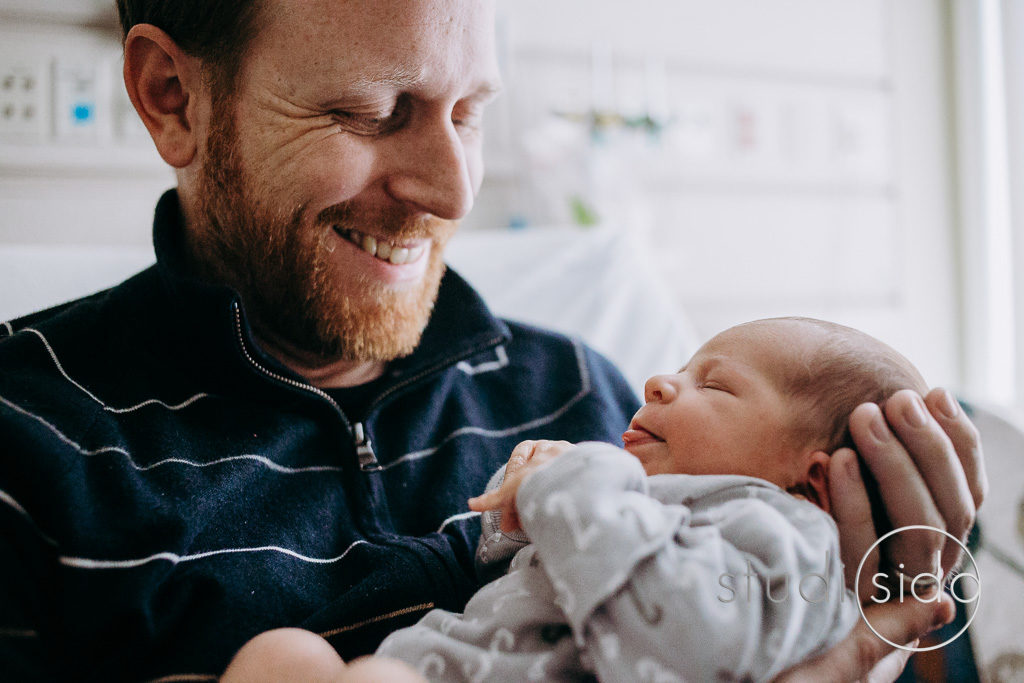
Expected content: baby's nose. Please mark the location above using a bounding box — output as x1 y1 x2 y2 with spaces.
644 375 677 403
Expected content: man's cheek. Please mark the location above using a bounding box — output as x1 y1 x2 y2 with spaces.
287 136 378 204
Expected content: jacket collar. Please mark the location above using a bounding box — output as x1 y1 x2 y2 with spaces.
151 189 510 394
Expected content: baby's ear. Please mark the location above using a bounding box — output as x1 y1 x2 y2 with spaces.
803 451 832 514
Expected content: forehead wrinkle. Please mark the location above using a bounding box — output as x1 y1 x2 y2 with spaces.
255 1 495 88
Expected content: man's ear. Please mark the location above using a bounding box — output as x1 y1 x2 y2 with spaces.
123 24 205 168
804 451 832 514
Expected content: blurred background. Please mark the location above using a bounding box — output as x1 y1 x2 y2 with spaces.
0 1 1022 679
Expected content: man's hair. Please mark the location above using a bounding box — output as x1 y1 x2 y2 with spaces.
115 1 263 85
764 317 929 455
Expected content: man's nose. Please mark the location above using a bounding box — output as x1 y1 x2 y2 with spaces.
644 375 678 404
384 117 475 220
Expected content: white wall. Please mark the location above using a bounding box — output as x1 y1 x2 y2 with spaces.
1000 0 1024 413
0 13 173 248
476 0 961 390
0 1 962 391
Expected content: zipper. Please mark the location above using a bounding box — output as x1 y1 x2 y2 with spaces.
352 422 381 472
232 301 381 471
352 337 501 469
233 302 507 471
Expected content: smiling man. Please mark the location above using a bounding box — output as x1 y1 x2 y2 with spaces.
181 1 497 383
0 1 986 681
0 2 639 680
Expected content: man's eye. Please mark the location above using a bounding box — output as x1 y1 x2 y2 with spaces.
332 112 394 135
332 97 410 136
453 110 484 131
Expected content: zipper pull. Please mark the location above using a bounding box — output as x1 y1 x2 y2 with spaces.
352 422 381 472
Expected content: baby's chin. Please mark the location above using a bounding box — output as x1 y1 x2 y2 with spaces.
621 442 666 476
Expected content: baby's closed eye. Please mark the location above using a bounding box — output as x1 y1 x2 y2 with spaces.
699 378 732 393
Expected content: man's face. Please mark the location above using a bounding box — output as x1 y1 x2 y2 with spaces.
623 322 813 486
191 0 501 361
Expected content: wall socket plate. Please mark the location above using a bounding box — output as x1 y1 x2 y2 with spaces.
0 56 48 142
0 25 169 175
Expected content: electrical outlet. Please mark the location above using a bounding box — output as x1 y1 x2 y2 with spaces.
0 57 48 142
53 59 103 142
0 33 167 175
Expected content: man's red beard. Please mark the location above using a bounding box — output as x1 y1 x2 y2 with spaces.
189 98 456 362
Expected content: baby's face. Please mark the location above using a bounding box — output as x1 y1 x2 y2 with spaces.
624 321 810 487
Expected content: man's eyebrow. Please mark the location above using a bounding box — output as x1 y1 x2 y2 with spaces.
343 70 503 101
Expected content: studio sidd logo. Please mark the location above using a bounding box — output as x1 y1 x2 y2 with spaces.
855 525 981 653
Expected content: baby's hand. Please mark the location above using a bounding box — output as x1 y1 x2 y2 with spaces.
468 440 574 532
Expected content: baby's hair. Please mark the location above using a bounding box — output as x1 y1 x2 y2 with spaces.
749 317 929 455
746 317 929 535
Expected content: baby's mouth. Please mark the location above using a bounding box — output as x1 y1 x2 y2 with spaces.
622 420 664 447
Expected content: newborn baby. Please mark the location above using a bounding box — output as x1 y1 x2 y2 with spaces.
223 317 929 682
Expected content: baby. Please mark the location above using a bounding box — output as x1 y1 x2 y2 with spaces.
222 316 928 682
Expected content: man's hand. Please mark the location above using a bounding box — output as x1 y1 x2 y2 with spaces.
775 592 956 682
831 388 986 598
468 440 574 532
813 387 983 682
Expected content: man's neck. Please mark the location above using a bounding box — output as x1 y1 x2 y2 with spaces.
173 212 387 390
254 331 386 389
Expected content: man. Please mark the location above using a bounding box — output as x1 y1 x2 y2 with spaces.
0 0 985 681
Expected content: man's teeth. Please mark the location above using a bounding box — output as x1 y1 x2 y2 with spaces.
337 227 425 265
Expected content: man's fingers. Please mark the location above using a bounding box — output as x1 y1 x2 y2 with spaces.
923 388 987 509
774 595 954 683
849 402 945 575
829 448 878 594
880 389 974 532
862 592 955 653
865 643 916 683
883 391 975 575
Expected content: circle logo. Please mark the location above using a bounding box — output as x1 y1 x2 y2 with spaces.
854 525 981 653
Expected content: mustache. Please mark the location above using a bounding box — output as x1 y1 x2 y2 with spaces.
316 202 455 242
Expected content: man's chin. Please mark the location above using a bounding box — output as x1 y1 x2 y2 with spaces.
291 259 446 363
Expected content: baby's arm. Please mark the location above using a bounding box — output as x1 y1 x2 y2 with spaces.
472 439 574 582
515 442 858 683
473 464 530 583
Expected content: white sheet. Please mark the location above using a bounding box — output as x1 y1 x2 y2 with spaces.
446 227 700 395
0 244 156 319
